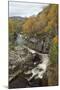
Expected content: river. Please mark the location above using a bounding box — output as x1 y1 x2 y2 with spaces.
9 34 50 88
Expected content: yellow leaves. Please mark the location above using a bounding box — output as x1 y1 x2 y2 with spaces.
9 4 58 38
53 36 58 44
22 17 36 33
9 19 16 33
47 4 58 21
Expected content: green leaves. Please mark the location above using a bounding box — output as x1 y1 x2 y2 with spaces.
49 36 58 64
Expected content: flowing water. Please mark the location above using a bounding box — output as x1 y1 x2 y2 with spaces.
23 46 49 80
9 34 50 88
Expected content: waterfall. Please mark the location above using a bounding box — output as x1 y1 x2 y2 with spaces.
16 34 24 45
24 46 49 81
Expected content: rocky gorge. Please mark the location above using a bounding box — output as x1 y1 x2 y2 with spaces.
9 34 51 88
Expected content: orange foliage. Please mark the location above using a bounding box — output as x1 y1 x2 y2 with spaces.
53 36 58 44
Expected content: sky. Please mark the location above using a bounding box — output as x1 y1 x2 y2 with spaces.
9 1 49 17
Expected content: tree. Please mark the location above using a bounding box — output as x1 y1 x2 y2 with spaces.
49 35 58 64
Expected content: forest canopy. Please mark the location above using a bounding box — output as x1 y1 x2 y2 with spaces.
9 4 58 64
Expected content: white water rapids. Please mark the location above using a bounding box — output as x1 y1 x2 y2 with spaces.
16 34 49 81
24 46 49 81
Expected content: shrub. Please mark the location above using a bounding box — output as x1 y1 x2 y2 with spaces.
49 36 58 64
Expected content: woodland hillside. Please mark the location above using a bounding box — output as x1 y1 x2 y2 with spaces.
9 4 58 86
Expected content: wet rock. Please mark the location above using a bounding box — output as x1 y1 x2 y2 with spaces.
33 54 42 64
29 78 43 87
9 44 49 88
9 73 29 88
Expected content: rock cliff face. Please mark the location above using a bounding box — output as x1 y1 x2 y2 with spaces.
9 44 49 88
47 64 58 86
